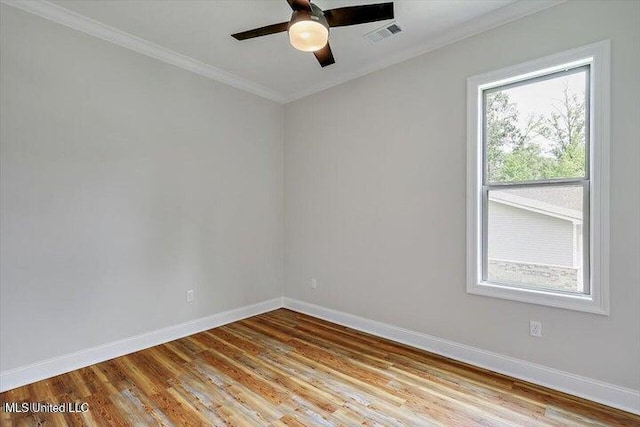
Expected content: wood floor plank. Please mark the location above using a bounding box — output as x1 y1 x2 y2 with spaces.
1 309 638 426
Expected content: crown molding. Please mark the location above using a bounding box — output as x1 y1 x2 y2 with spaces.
283 0 566 103
1 0 565 104
0 0 285 103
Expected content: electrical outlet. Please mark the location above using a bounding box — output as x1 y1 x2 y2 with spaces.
310 278 317 289
529 320 542 337
186 289 194 303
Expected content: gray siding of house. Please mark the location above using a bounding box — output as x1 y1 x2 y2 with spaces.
488 201 574 267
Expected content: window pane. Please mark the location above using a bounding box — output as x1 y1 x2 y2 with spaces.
484 68 588 183
486 185 586 293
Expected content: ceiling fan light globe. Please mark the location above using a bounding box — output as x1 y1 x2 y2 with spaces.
288 20 328 52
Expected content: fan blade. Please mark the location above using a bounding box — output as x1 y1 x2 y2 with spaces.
324 3 394 27
231 22 289 40
314 42 335 67
287 0 311 12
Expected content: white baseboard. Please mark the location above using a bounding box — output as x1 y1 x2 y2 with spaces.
0 297 283 393
3 296 637 415
282 297 640 415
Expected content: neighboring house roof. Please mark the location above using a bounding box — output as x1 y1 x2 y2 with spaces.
489 186 583 222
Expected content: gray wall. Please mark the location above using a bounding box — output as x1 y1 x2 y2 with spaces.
284 0 640 390
0 5 283 371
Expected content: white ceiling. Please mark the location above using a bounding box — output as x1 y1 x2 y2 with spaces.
32 0 560 102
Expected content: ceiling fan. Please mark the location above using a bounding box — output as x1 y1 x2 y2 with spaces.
231 0 394 67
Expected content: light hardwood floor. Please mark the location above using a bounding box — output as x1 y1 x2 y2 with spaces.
1 309 638 426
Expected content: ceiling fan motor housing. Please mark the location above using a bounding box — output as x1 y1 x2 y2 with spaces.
289 3 330 35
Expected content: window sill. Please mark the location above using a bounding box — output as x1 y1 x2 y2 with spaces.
468 281 608 315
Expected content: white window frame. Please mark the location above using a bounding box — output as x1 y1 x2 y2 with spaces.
466 41 610 315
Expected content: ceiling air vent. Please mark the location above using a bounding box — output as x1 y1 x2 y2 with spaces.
364 22 402 43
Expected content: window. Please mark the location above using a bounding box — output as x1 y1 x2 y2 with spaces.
466 41 610 314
